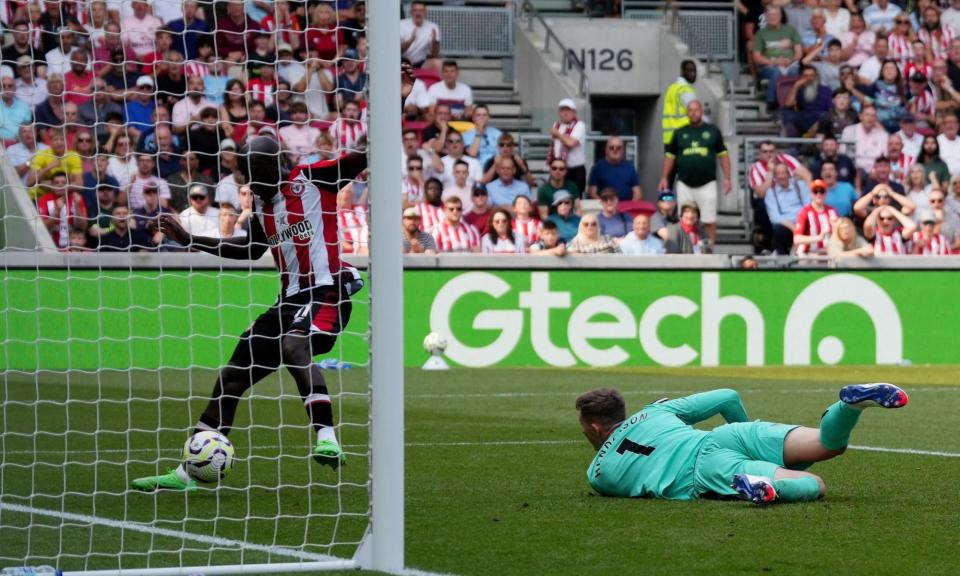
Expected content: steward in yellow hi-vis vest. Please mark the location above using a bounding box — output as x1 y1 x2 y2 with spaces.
662 60 699 146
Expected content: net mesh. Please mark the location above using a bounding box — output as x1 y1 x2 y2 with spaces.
0 0 372 571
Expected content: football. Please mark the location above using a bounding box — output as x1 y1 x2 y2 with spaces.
423 332 448 355
182 431 235 483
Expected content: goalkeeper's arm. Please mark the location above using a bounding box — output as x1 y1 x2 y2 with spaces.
659 389 749 426
159 213 269 260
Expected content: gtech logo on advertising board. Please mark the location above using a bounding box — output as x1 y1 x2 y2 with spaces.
423 272 906 368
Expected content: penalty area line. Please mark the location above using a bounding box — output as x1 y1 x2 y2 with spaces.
0 501 340 563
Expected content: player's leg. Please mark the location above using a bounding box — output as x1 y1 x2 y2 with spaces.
784 382 909 465
131 312 283 492
281 289 352 468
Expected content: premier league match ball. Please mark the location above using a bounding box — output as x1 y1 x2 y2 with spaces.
423 332 448 355
182 431 235 483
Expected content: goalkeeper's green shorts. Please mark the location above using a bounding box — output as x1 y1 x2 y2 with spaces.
693 421 801 497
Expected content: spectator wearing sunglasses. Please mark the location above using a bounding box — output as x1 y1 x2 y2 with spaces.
537 158 579 220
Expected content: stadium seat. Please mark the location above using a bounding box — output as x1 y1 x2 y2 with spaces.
775 76 800 109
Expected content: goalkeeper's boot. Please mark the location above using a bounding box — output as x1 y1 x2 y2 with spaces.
131 469 197 492
839 383 909 409
732 474 777 505
313 438 345 469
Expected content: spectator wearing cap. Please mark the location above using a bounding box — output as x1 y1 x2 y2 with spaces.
216 140 244 208
165 151 214 212
841 104 889 174
658 100 731 246
664 203 709 254
0 70 32 140
337 48 367 105
782 65 833 137
279 101 322 165
619 214 665 255
276 43 304 87
166 0 209 60
548 98 587 193
427 60 473 121
122 76 157 137
1 21 35 70
896 114 924 158
26 130 82 200
650 190 679 241
442 159 474 213
597 189 631 238
818 159 858 217
907 73 936 130
122 1 163 59
485 156 532 209
464 184 492 235
547 190 581 243
463 104 502 167
128 152 173 209
862 155 906 197
400 1 441 69
216 0 261 62
82 153 121 210
909 209 951 255
6 124 47 184
172 75 213 135
537 158 579 220
587 137 642 201
180 183 220 237
764 162 812 255
14 56 46 108
402 207 438 254
794 179 840 256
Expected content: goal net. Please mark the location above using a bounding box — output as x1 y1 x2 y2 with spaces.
0 0 402 573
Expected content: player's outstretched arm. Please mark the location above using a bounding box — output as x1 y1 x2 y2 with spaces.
305 149 369 186
660 388 749 425
160 213 269 260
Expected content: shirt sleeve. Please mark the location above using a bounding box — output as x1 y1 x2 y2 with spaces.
659 389 749 425
713 126 727 155
305 152 368 187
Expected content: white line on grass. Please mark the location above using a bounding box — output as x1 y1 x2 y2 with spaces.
0 502 340 563
407 387 960 399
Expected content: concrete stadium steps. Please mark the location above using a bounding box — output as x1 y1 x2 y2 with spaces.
455 58 536 134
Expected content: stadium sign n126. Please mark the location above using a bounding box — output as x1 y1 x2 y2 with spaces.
412 271 916 368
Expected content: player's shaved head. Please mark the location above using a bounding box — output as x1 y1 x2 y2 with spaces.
238 136 283 202
576 388 626 427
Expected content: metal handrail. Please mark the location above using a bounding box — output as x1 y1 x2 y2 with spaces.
518 1 592 126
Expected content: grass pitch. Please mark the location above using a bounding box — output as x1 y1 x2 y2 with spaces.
2 366 958 575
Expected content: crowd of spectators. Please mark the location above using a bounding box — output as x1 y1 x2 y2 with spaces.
747 0 960 257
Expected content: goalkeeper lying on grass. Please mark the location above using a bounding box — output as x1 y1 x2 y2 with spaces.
576 384 908 504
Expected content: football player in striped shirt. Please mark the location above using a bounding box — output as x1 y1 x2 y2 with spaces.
132 136 366 491
577 383 909 504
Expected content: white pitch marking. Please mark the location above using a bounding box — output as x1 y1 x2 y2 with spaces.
0 502 340 563
846 445 960 458
406 387 959 399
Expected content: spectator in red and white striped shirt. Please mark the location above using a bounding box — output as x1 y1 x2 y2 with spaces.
337 186 368 255
328 100 368 155
247 62 278 108
918 7 956 61
417 178 445 234
511 195 541 249
906 72 937 129
794 179 840 256
432 196 481 253
887 133 914 185
864 205 916 255
402 156 425 208
910 210 951 255
749 141 801 200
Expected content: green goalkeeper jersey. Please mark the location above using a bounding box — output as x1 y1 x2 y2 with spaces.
586 389 749 500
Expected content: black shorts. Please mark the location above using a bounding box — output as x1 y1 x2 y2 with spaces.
227 286 352 372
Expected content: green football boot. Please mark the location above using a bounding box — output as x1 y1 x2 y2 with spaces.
313 439 346 469
131 469 197 492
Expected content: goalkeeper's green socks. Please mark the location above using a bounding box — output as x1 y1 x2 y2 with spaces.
819 401 862 451
772 477 822 502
